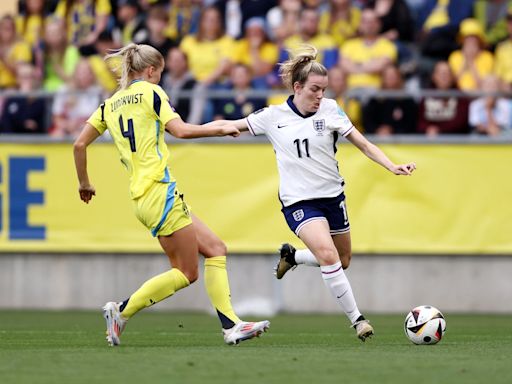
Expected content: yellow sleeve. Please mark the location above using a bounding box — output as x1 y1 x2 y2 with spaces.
12 42 32 62
95 0 112 16
219 36 236 61
260 43 278 64
179 35 193 55
87 103 108 134
154 86 180 125
448 51 462 74
54 0 66 18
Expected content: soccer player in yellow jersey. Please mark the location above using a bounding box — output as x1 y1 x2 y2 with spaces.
73 44 270 346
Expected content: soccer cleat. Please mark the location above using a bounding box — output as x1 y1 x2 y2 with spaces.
222 320 271 345
102 301 128 347
352 319 374 342
274 243 297 279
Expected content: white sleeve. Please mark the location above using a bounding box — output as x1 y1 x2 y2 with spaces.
468 100 481 127
246 106 272 136
326 100 355 137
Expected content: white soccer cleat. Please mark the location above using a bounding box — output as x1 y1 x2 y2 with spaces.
352 319 374 342
102 301 128 347
222 320 271 345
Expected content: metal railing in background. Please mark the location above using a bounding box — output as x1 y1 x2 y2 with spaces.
1 88 511 144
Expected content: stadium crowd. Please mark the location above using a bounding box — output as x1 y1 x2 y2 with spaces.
0 0 511 137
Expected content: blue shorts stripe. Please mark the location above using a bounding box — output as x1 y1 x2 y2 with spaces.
151 182 176 237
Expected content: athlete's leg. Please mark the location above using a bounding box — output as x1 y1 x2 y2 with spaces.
332 232 352 269
298 220 363 325
192 214 270 344
192 214 241 329
120 223 198 319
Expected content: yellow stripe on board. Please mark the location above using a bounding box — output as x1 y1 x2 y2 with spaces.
0 142 511 254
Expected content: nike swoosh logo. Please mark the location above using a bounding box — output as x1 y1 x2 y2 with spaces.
277 124 288 128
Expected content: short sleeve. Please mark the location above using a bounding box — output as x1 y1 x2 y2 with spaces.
246 107 272 136
87 103 108 134
154 86 180 125
327 101 355 137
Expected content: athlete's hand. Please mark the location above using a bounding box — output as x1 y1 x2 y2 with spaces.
221 125 240 137
391 162 416 175
79 184 96 203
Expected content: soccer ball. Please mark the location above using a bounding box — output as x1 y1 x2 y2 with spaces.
404 305 446 345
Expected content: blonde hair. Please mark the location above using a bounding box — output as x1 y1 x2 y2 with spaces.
279 45 328 91
105 44 164 89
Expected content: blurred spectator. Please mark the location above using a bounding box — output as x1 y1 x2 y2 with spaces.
319 0 361 47
88 31 120 94
113 0 146 45
139 5 178 59
469 75 511 136
283 8 338 69
42 18 80 91
0 14 32 89
473 0 512 49
233 17 278 89
448 18 494 91
327 66 363 130
0 63 46 134
494 7 512 91
266 0 301 44
53 0 112 47
51 58 103 137
213 63 266 120
362 64 417 135
417 0 473 61
367 0 414 42
161 47 203 124
180 6 235 85
340 8 397 89
215 0 276 39
417 61 470 136
15 0 47 48
165 0 201 41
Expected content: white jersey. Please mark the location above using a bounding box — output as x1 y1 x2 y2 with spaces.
246 96 355 207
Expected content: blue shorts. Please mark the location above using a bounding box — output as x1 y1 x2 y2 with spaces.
282 192 350 236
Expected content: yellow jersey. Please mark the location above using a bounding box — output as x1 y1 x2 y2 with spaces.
87 80 180 199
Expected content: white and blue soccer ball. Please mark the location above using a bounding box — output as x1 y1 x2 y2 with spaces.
404 305 446 345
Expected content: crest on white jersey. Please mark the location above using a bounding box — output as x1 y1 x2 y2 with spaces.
292 209 305 221
313 119 326 134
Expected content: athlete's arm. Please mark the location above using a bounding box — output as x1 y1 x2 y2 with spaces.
165 117 240 138
73 123 101 203
346 128 416 175
208 119 250 132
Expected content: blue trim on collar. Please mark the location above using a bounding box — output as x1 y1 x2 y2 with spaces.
130 79 143 85
286 95 316 119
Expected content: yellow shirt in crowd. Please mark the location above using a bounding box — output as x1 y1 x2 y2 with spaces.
448 50 494 90
0 40 32 88
180 35 235 82
341 37 397 88
494 39 512 86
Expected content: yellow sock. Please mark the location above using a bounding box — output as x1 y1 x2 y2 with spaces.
120 268 190 319
204 256 241 329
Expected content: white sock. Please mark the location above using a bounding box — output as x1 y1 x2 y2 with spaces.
295 249 320 266
321 261 362 324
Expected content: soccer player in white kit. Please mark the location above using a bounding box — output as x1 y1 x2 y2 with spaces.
221 45 416 341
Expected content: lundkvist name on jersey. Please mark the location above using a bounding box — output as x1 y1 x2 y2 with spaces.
111 93 144 112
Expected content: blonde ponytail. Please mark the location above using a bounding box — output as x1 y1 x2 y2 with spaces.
279 45 328 90
105 44 164 89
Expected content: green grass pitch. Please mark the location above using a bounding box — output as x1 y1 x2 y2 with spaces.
0 311 511 384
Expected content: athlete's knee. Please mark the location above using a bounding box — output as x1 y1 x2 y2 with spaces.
315 246 339 265
202 239 227 258
340 251 352 269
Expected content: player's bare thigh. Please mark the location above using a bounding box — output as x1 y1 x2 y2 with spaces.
297 219 339 266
